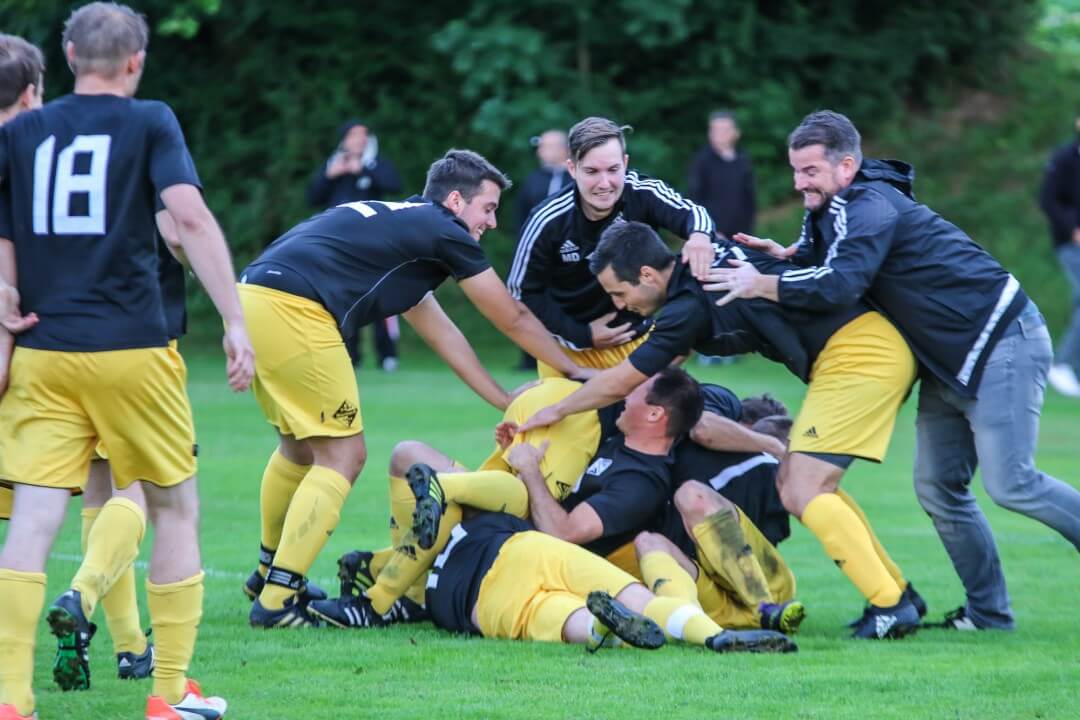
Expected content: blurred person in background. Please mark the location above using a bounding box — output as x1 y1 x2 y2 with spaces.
1039 113 1080 398
513 130 571 371
688 110 756 241
308 119 403 371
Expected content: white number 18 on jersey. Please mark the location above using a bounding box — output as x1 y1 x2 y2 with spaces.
33 134 111 236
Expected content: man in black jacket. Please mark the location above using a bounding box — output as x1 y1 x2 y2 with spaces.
1039 115 1080 397
687 110 756 240
710 110 1080 631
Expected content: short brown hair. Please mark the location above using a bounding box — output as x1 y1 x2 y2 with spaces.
62 2 149 78
423 149 511 203
568 116 630 163
0 34 44 109
646 367 704 440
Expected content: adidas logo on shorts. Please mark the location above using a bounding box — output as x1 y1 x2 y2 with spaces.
803 426 819 438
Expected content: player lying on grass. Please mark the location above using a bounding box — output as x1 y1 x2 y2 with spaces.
415 510 795 653
515 221 926 640
314 370 805 639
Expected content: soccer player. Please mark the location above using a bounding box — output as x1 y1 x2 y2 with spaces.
0 4 254 719
507 116 715 376
706 109 1080 630
518 221 925 639
422 511 795 653
239 148 592 628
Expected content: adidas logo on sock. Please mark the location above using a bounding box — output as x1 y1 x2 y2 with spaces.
803 426 818 438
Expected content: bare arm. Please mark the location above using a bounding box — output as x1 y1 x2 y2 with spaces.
689 411 785 458
402 293 509 410
508 442 603 545
518 360 647 432
459 269 584 378
159 183 254 391
155 209 188 267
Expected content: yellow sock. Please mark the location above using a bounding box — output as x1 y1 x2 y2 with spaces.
260 466 350 609
367 502 464 615
388 474 437 607
638 551 699 604
436 470 529 518
83 505 147 655
802 493 902 607
691 509 772 608
72 497 146 618
259 450 310 575
642 596 721 647
0 569 46 716
147 572 204 705
836 488 908 590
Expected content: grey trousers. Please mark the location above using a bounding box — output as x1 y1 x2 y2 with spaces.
1056 243 1080 372
913 301 1080 629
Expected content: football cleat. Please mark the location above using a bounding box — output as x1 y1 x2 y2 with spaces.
0 704 37 719
758 600 807 635
706 629 798 653
46 589 97 691
847 582 927 627
922 606 982 631
117 631 155 680
406 463 447 550
585 591 666 652
850 596 920 639
337 550 376 598
308 595 387 629
242 569 327 605
249 595 321 629
145 678 227 720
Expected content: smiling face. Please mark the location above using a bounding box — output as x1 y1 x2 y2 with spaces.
569 138 627 220
596 265 666 317
788 144 858 212
449 179 502 240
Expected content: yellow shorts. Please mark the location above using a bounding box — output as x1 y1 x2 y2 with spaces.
478 378 601 501
604 540 644 579
0 485 11 520
537 334 649 379
239 284 362 439
0 345 196 491
695 510 796 628
789 311 916 462
475 531 638 642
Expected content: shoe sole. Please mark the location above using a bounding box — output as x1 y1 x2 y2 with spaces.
586 592 665 650
307 603 350 629
406 465 443 551
46 606 90 691
712 630 798 654
778 602 807 635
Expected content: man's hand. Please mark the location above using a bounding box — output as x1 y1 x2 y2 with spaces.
222 323 255 391
518 404 566 434
733 233 797 260
326 152 362 179
494 420 519 450
589 312 635 349
701 259 764 307
0 285 38 334
681 232 716 279
506 440 549 475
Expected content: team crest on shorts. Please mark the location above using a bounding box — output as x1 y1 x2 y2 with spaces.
333 400 358 427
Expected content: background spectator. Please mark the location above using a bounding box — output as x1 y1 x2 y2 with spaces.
688 110 756 239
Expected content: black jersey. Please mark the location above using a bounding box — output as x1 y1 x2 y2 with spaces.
158 239 186 340
0 94 200 351
242 197 490 344
425 513 534 635
506 171 714 350
561 434 673 557
628 242 869 382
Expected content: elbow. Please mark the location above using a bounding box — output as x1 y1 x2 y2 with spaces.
688 422 707 446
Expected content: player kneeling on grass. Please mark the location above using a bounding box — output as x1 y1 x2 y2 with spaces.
408 511 796 653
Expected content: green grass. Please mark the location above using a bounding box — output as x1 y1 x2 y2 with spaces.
8 351 1080 719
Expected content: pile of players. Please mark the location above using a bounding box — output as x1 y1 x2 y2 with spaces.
2 3 1079 719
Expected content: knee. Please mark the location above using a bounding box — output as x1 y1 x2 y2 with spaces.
982 467 1039 511
775 467 802 516
389 440 425 478
674 480 732 527
633 531 666 560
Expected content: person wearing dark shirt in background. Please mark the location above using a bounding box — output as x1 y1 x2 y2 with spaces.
307 119 403 371
688 110 756 240
1039 113 1080 398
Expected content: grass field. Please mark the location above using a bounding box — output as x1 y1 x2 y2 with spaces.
9 350 1080 719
